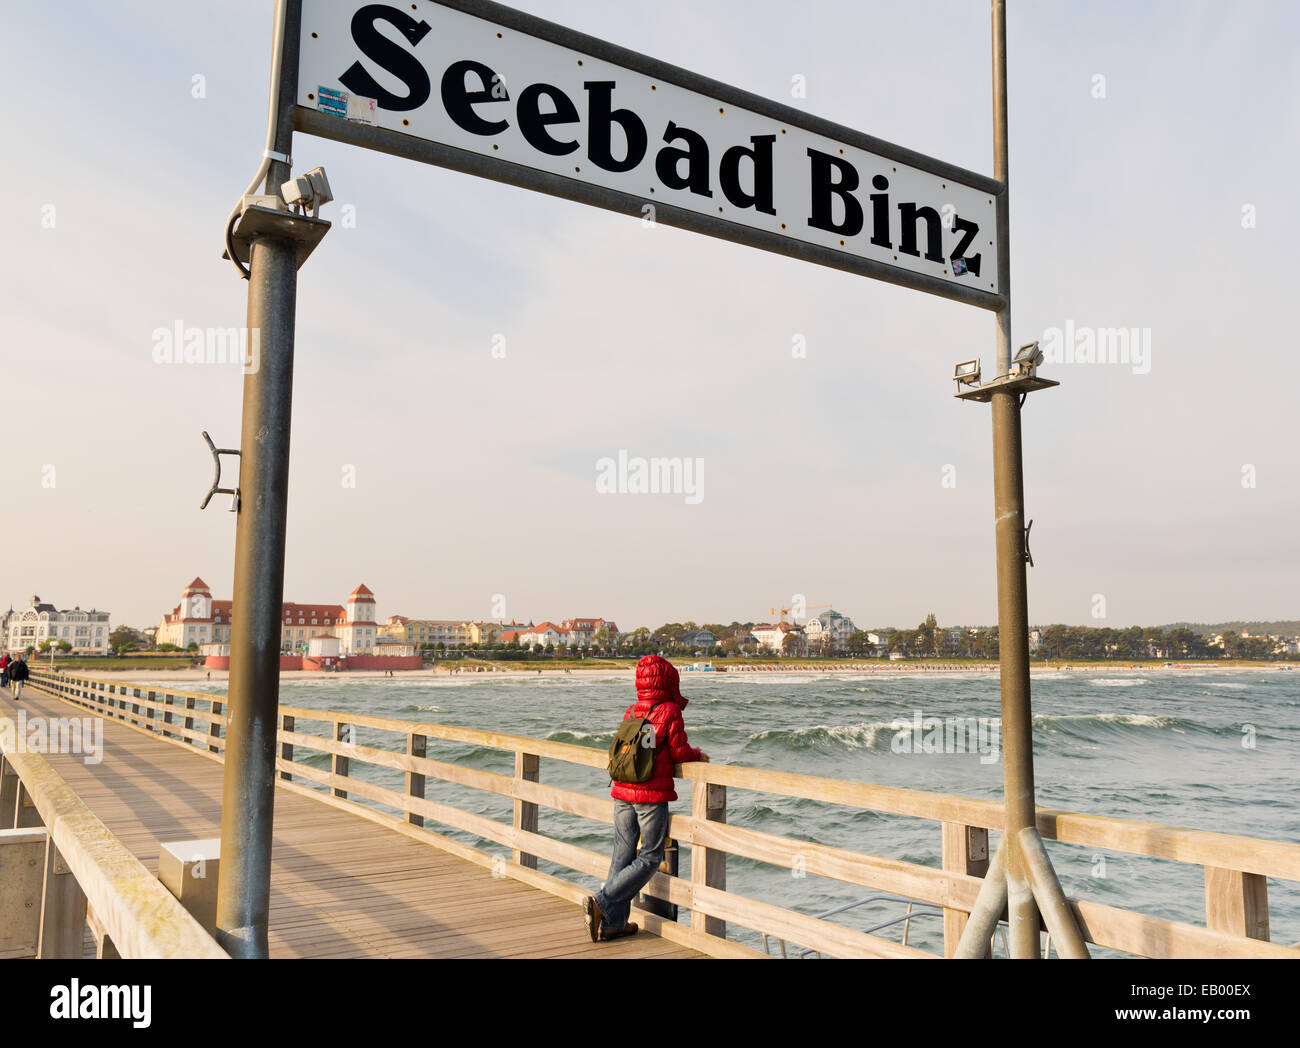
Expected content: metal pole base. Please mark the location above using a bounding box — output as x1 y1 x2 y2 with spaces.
953 832 1091 959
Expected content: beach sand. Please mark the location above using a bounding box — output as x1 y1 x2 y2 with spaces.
50 660 1290 685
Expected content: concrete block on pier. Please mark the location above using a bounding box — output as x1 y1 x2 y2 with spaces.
0 827 47 958
159 838 220 935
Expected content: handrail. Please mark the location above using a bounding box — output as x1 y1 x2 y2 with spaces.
24 670 1300 959
0 705 228 959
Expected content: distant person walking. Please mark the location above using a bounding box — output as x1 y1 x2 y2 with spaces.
0 654 10 691
9 654 29 700
584 654 709 943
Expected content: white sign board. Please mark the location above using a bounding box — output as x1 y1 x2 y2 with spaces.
295 0 1003 308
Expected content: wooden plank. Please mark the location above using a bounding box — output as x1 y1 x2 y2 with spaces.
513 752 539 869
691 883 933 959
1073 898 1294 959
679 761 996 827
405 732 425 826
1041 811 1300 882
332 721 350 799
275 703 611 770
691 782 726 937
942 823 990 957
0 758 18 830
280 714 294 782
689 819 981 912
278 728 516 797
1204 866 1270 942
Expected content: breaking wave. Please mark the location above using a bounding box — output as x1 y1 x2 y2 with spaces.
746 722 899 753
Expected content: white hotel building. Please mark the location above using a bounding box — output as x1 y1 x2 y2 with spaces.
157 578 379 654
6 595 111 653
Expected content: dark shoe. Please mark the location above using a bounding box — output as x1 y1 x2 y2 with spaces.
600 922 639 942
583 896 604 943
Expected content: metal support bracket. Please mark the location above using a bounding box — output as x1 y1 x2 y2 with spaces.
200 431 241 512
954 371 1060 403
224 204 331 271
1023 519 1034 567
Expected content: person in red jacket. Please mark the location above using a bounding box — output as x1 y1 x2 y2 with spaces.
584 654 709 942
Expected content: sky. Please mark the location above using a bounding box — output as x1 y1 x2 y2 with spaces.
2 1 1298 634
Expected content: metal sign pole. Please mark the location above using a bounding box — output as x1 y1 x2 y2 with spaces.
215 0 304 960
989 0 1041 960
952 1 1088 961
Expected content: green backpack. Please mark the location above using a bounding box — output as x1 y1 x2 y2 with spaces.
608 700 666 784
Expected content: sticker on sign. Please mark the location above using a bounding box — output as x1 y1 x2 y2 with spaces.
295 0 1003 307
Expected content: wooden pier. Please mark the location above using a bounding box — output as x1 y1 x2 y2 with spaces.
2 670 1298 960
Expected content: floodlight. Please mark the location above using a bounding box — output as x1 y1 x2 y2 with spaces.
954 359 981 387
280 166 333 217
303 167 333 207
1012 341 1044 375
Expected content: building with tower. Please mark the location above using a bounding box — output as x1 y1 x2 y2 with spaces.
6 595 111 653
158 578 379 655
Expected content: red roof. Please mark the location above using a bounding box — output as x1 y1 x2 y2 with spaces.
349 584 375 599
282 603 345 622
183 577 210 594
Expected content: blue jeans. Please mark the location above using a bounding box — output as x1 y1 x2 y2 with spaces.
594 800 668 931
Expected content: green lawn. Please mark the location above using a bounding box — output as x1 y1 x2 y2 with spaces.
37 655 197 671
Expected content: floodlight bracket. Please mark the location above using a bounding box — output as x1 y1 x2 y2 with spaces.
954 372 1060 402
224 205 331 270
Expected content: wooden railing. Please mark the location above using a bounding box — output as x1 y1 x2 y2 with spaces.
0 703 227 959
25 670 1300 959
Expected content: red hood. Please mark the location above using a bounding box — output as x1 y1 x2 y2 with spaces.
634 654 688 708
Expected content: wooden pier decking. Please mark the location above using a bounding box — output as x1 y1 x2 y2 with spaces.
5 687 701 959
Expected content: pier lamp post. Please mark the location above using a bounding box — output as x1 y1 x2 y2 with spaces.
947 0 1090 961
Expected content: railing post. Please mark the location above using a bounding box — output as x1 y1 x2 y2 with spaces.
333 722 350 799
280 714 294 781
0 758 18 831
37 838 88 959
513 751 539 868
184 695 196 738
16 785 43 829
146 690 156 730
1205 866 1269 942
162 692 173 738
209 700 223 753
406 732 426 826
942 822 991 957
691 778 727 938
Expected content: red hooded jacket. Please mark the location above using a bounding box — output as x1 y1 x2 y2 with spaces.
611 655 703 804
